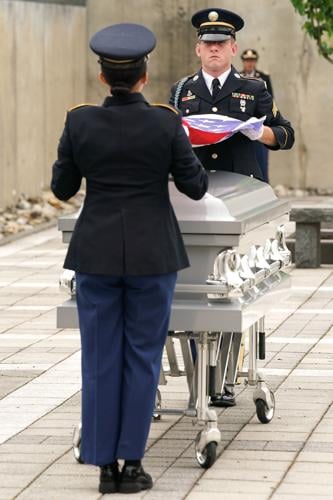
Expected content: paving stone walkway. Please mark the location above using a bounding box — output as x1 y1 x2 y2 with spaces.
0 225 333 499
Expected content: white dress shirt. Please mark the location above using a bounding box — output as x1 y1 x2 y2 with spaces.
202 68 232 94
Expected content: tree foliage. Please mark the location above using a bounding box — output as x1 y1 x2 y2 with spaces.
290 0 333 63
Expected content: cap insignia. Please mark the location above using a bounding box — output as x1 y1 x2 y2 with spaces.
208 11 219 22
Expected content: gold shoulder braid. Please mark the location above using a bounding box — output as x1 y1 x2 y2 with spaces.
68 103 96 112
152 103 179 114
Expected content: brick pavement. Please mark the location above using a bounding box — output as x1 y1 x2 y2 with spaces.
0 226 332 499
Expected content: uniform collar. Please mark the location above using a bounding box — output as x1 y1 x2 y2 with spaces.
202 67 231 94
103 93 147 107
188 66 243 103
213 66 244 102
243 70 255 77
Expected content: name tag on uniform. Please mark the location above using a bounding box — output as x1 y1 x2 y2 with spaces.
231 92 255 101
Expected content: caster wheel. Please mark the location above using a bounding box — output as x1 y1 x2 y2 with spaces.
152 389 162 422
255 391 275 424
73 424 84 464
195 441 217 469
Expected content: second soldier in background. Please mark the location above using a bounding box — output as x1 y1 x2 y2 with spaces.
240 48 273 97
240 48 274 182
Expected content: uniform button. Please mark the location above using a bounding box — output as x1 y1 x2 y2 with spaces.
186 109 190 114
212 153 218 159
212 107 218 112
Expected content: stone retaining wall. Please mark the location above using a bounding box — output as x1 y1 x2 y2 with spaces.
0 0 86 208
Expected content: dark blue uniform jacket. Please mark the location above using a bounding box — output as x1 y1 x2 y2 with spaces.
51 93 208 276
170 66 294 180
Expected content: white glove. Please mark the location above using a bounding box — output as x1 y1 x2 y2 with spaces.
241 124 264 141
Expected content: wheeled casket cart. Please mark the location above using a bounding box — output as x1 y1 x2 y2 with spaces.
57 172 291 468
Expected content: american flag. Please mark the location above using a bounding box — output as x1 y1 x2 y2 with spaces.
182 114 266 147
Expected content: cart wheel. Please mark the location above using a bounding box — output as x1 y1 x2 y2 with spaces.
255 391 275 424
195 441 217 469
73 424 84 464
152 388 162 422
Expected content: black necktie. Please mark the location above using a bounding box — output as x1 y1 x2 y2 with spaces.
212 78 220 99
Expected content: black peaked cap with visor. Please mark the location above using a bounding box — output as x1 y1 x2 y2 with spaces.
192 8 244 41
241 48 259 60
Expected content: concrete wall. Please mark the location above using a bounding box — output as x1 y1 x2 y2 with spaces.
228 0 333 190
86 0 333 190
0 0 331 208
86 1 205 108
0 0 86 209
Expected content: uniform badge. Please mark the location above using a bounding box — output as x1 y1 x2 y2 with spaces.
232 92 254 101
208 11 219 22
181 94 196 102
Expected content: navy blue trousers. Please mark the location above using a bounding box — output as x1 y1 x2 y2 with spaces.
76 272 177 466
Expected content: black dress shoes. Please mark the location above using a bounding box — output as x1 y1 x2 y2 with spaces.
118 464 153 494
99 462 119 494
210 388 236 407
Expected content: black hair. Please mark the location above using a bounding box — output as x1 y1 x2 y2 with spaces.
100 58 147 96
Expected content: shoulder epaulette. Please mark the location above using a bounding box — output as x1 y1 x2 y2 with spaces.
68 103 96 112
240 75 261 81
152 103 179 114
172 72 196 87
172 73 197 110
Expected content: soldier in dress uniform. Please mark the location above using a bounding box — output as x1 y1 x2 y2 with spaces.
51 23 208 494
170 7 295 408
240 48 274 182
170 8 294 181
240 48 273 97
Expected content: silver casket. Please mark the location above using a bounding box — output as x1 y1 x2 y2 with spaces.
58 171 291 468
57 171 290 333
